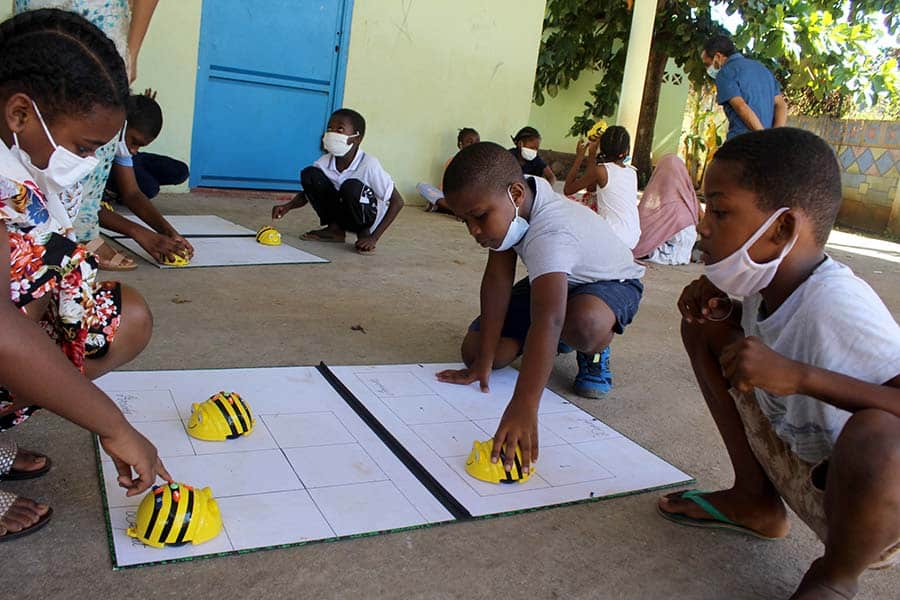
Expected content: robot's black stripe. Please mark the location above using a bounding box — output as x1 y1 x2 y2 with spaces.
156 499 177 544
513 454 523 479
500 449 514 483
317 363 471 520
230 399 249 433
143 495 164 540
234 397 252 427
213 399 239 436
173 489 195 544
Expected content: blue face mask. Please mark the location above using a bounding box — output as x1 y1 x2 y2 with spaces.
706 65 720 79
492 186 529 252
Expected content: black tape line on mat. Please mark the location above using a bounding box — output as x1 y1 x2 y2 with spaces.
317 362 472 521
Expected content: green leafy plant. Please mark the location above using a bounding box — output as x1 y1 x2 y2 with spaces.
535 1 900 179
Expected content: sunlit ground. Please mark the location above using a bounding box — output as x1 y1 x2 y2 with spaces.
827 229 900 265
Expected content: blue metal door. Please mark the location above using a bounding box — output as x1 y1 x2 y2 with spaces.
190 1 353 190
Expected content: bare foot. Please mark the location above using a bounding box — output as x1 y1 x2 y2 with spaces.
300 226 345 243
790 558 857 599
0 495 49 535
12 448 47 475
658 487 790 539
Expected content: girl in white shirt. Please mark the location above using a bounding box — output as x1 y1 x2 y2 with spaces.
564 125 641 249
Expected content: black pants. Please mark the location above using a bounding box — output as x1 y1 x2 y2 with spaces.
107 152 190 200
300 166 377 233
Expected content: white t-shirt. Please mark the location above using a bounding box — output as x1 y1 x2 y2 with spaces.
311 151 395 232
597 163 641 249
515 176 645 284
742 258 900 464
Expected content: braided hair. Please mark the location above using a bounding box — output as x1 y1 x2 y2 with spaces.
511 126 541 145
599 126 630 162
0 9 129 124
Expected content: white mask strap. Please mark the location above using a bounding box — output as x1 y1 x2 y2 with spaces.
741 207 790 252
507 186 519 218
30 101 59 149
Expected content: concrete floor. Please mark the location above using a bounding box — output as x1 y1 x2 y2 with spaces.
3 192 899 599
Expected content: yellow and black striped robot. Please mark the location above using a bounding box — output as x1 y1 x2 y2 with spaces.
465 439 533 484
187 391 255 441
127 482 222 548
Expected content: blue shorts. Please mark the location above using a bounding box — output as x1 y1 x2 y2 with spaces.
468 277 643 349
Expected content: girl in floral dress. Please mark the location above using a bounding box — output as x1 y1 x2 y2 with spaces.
14 0 159 269
0 9 169 542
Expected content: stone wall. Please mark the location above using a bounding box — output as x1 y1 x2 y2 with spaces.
791 116 900 234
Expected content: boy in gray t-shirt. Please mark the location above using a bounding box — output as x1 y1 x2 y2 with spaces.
659 128 900 599
435 142 645 476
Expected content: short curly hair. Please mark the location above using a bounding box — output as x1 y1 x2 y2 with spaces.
713 128 842 246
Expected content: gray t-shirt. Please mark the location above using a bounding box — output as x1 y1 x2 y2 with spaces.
514 176 645 284
742 257 900 464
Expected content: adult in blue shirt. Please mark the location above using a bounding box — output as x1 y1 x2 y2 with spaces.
702 35 787 140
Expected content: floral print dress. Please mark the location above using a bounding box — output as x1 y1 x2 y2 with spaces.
14 0 132 243
0 151 123 431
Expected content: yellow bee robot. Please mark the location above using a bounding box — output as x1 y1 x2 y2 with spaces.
127 482 222 548
465 439 533 484
187 391 255 441
256 225 282 246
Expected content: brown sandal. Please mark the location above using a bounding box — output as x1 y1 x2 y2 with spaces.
0 490 53 543
85 238 138 271
0 439 51 481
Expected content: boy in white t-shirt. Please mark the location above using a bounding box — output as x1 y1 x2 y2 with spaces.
658 128 900 599
272 109 404 255
436 142 645 474
563 125 640 249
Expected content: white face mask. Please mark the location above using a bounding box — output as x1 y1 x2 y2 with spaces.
115 120 131 158
704 207 798 298
322 131 358 157
706 55 721 79
11 101 99 196
492 186 529 252
519 146 538 161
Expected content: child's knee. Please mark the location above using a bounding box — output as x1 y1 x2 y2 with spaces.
300 166 329 190
836 410 900 476
121 285 153 346
338 178 367 199
562 311 612 351
173 161 189 185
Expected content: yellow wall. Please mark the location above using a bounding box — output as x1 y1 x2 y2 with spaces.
342 0 547 197
131 2 201 192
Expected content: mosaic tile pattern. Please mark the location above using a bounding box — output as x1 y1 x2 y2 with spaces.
791 116 899 219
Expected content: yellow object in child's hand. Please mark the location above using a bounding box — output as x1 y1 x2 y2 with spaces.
161 253 190 267
587 119 608 141
465 439 533 484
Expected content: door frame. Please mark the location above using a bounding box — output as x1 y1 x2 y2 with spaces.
189 0 355 190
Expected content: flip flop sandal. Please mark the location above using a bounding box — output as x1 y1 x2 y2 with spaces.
656 489 780 541
0 438 51 481
0 489 53 543
84 238 138 271
300 230 345 243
